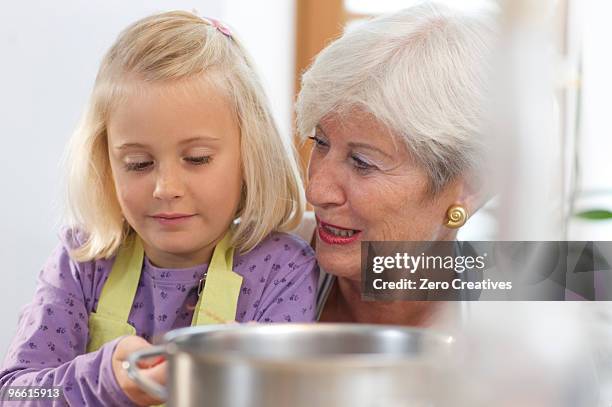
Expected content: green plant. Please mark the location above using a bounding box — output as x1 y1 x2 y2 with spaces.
575 209 612 220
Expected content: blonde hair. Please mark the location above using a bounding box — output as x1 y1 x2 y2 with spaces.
64 11 304 261
296 2 495 194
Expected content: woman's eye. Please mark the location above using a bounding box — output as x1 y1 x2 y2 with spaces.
308 135 329 150
351 155 376 173
184 156 212 165
125 161 153 172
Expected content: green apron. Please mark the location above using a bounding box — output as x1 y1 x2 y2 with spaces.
86 231 243 352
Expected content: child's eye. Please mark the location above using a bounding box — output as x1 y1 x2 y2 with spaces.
351 155 377 173
184 156 212 165
125 161 154 172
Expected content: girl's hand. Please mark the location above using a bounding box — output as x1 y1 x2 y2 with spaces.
111 335 166 406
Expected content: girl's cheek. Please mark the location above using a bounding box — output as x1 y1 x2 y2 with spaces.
114 178 143 206
113 177 131 200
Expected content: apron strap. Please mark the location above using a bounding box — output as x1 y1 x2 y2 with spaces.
86 235 141 353
95 235 144 321
193 231 243 325
88 229 242 355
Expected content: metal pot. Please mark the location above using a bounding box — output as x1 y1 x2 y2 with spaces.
125 323 452 407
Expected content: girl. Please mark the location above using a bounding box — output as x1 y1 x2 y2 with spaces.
0 11 318 406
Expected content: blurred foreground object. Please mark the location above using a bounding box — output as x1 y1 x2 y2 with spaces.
434 302 609 406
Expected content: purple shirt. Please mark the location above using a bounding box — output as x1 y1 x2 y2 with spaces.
1 229 318 406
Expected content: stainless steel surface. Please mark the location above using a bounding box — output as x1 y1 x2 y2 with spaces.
124 346 168 400
127 323 452 407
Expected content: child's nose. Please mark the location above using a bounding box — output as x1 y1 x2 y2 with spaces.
153 167 184 200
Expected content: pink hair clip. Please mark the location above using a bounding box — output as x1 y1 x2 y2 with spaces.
201 16 232 38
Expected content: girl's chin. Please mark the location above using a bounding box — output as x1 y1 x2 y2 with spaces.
147 240 199 256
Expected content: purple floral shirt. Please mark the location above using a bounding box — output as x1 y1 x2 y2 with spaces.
0 229 318 406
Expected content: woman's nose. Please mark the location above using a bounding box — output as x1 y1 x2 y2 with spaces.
306 155 346 209
153 165 184 200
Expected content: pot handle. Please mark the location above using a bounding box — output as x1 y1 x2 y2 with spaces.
123 345 168 401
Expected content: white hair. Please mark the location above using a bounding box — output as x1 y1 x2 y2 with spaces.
296 2 496 193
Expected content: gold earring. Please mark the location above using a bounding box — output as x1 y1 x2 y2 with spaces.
445 205 468 229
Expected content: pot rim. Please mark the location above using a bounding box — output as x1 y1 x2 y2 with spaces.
160 323 454 366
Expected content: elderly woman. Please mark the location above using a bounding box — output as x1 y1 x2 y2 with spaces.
296 3 494 325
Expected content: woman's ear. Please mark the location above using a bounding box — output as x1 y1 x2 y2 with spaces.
448 174 486 221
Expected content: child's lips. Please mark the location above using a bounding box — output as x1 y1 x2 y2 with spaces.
150 213 196 226
152 212 195 219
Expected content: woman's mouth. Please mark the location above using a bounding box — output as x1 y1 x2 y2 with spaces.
317 219 362 245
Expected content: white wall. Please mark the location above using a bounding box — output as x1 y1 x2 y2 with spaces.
0 0 295 356
567 1 612 239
